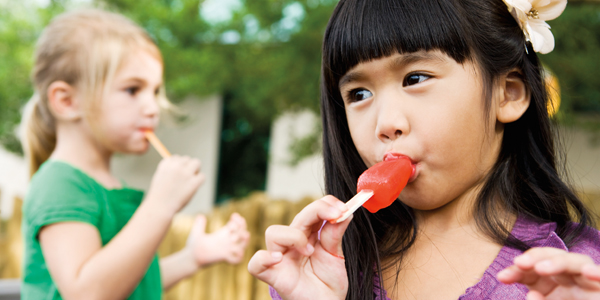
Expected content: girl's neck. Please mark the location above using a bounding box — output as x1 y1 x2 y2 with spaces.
382 185 516 300
50 123 121 189
413 181 514 240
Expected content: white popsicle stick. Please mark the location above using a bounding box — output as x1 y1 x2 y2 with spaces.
334 189 374 223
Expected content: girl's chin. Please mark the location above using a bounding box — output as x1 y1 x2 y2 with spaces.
119 143 150 155
134 144 151 155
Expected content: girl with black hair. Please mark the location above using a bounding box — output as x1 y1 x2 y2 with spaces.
248 0 600 299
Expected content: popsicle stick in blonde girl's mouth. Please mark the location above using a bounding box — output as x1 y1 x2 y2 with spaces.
144 130 171 158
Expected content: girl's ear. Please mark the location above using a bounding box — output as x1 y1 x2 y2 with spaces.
496 70 530 124
47 81 82 121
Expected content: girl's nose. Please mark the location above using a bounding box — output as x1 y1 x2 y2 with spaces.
142 93 160 118
374 92 409 142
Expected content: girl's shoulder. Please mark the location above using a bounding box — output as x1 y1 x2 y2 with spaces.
29 160 96 189
514 215 600 263
567 222 600 263
24 160 102 215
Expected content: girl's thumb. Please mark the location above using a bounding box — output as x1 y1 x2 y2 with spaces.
186 215 207 245
318 215 353 258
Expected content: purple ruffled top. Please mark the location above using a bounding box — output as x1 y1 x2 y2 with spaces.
269 216 600 300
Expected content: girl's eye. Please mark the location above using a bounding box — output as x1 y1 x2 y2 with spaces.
348 89 373 102
125 87 140 96
403 73 430 86
154 88 160 96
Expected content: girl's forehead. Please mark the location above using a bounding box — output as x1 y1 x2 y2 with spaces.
339 51 454 85
114 50 163 83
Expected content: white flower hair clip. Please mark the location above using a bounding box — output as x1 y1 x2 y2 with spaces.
503 0 568 54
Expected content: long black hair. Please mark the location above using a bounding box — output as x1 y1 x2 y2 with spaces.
320 0 594 299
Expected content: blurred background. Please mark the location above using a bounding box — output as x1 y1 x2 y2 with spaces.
0 0 599 299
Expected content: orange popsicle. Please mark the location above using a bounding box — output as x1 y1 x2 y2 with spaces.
335 156 413 223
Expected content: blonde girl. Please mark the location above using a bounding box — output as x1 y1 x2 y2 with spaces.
248 0 600 299
21 9 249 300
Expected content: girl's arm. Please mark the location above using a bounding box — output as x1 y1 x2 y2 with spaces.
160 213 250 290
498 247 600 299
40 201 172 300
40 156 204 300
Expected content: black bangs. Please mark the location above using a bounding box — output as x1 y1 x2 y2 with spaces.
324 0 472 83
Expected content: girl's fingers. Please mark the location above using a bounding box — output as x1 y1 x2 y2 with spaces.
532 253 600 289
515 248 591 271
290 196 346 236
532 253 595 277
193 173 206 188
549 274 576 286
509 248 600 293
186 215 207 245
526 290 546 300
319 214 353 259
184 157 202 174
573 273 600 290
265 225 313 256
319 195 348 212
236 231 251 245
583 264 600 281
498 265 543 285
514 248 566 270
498 265 528 284
231 212 248 230
247 250 283 284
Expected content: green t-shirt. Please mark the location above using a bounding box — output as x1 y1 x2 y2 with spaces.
21 160 162 300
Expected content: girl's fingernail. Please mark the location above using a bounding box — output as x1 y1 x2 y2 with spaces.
497 269 508 278
306 243 314 255
514 254 532 265
271 252 282 260
583 264 600 275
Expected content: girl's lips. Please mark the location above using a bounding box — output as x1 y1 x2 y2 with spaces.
383 152 419 182
408 164 419 183
383 152 416 164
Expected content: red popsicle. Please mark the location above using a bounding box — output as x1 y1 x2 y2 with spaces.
335 156 413 223
358 156 412 213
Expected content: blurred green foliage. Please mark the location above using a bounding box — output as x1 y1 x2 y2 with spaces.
0 0 599 201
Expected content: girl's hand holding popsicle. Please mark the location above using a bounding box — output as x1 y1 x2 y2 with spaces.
144 130 205 216
248 195 351 300
248 155 414 300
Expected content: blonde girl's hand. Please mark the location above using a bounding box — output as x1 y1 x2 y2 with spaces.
186 213 251 267
248 196 351 300
498 247 600 300
147 155 205 216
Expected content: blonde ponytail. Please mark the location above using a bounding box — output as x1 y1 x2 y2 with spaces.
21 93 56 177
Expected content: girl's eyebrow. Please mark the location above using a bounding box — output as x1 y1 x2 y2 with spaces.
121 77 163 87
389 52 446 70
339 52 446 88
339 71 366 89
122 77 147 85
